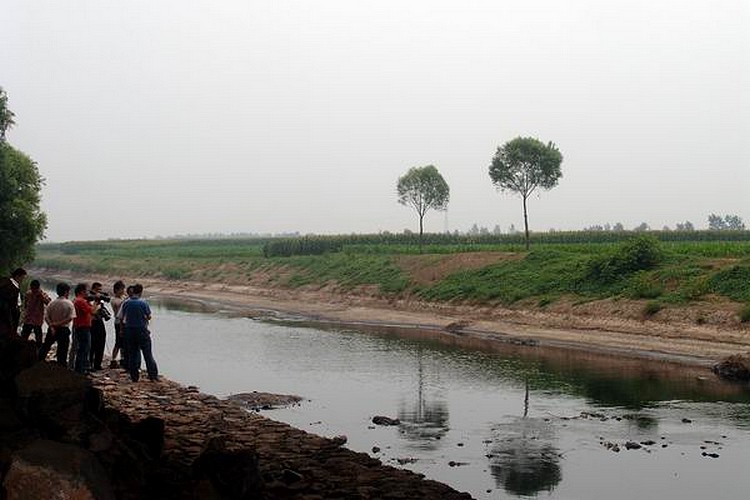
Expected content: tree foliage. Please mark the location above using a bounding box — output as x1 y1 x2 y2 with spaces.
708 213 746 231
489 137 562 249
0 88 47 274
397 165 450 250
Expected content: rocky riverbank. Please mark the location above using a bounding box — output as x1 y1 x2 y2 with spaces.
0 339 471 499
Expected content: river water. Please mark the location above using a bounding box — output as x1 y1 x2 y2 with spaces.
106 295 750 499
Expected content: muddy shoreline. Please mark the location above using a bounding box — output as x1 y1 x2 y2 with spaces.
33 269 750 371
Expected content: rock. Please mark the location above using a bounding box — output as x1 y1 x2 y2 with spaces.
712 354 750 381
445 321 471 334
372 446 381 453
226 391 303 410
14 363 100 440
282 468 304 484
330 435 347 446
624 441 642 450
192 436 264 499
682 418 692 424
372 415 400 426
3 439 115 500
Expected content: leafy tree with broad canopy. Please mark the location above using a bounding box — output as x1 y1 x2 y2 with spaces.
0 87 47 274
397 165 450 251
489 137 562 249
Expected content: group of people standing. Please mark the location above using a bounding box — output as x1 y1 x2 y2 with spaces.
0 268 158 383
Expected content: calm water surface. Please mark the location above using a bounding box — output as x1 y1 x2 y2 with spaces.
133 297 750 499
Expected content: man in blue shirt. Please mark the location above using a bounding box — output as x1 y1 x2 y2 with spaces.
120 283 158 382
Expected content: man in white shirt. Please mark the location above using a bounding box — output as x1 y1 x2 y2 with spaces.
39 282 76 366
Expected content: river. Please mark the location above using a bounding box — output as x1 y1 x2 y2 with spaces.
89 294 750 498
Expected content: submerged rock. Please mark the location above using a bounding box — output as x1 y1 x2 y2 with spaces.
226 391 303 410
372 415 400 426
712 353 750 382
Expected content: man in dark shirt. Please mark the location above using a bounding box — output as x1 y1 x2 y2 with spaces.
0 268 27 337
121 283 158 382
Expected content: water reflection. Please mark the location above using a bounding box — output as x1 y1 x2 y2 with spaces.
488 379 562 496
397 348 449 449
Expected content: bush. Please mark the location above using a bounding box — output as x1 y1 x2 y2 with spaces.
710 266 750 302
627 273 664 299
587 236 662 283
643 301 662 316
739 304 750 323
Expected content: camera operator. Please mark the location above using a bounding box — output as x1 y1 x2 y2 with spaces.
88 282 111 371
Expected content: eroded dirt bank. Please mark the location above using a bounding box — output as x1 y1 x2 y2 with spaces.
34 270 750 366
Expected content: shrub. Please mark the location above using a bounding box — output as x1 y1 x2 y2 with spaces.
739 304 750 323
587 236 662 283
627 273 664 299
643 301 662 316
710 266 750 302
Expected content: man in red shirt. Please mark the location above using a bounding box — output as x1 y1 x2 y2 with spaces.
72 283 99 374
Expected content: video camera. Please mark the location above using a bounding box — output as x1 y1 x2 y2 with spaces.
86 292 111 303
86 291 112 321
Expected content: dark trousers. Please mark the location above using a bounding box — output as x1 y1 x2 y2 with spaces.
73 326 91 373
115 323 128 367
39 327 71 365
125 326 158 382
21 324 44 347
89 319 106 370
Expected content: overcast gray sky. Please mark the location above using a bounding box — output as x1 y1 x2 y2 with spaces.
3 0 748 241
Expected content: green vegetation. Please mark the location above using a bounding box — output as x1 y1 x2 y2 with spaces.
489 137 563 249
0 87 47 273
33 232 750 313
397 165 450 252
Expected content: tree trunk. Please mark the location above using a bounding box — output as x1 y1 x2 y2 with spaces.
419 214 424 254
523 195 530 250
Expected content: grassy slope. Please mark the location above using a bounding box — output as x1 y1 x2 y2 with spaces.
32 238 750 317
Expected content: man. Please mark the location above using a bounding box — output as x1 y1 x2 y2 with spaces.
109 280 126 369
0 268 27 337
72 283 98 374
120 283 158 382
21 279 51 349
39 282 76 365
88 282 109 371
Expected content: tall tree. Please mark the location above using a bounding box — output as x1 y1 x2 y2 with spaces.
489 137 562 249
0 87 47 273
397 165 450 252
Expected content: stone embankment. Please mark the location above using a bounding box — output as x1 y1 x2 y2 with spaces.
0 338 472 499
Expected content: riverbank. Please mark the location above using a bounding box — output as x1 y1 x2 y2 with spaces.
0 355 471 499
33 269 750 368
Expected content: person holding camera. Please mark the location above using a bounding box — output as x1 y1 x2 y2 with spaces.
72 283 99 374
88 281 111 371
21 279 51 349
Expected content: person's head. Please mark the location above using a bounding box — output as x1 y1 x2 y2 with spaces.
113 280 125 295
132 283 144 296
74 283 87 297
91 282 103 293
11 268 27 281
30 279 41 290
126 285 135 298
56 282 71 298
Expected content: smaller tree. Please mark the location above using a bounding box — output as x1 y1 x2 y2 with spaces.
489 137 563 249
397 165 450 251
708 213 745 231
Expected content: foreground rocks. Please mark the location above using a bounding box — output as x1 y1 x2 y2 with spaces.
0 344 472 499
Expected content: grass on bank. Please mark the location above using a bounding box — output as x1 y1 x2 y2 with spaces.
33 235 750 312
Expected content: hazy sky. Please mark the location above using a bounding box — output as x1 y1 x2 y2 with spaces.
3 0 748 241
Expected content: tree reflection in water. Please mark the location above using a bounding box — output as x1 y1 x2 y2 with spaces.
488 378 562 497
397 347 449 450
